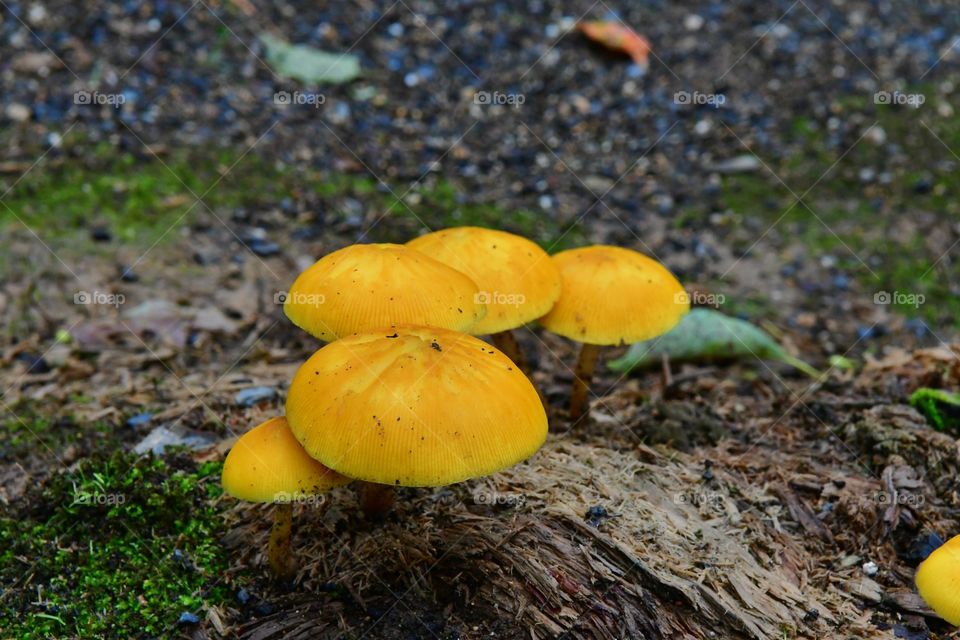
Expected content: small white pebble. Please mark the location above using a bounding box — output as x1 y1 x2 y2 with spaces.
862 561 878 576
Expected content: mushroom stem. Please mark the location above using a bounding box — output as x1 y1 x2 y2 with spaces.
570 343 601 421
359 481 395 518
490 330 529 374
267 502 295 581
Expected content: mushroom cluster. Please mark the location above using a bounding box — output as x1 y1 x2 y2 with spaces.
221 230 689 578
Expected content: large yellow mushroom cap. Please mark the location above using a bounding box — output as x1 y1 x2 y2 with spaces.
916 534 960 625
284 243 486 341
538 245 689 346
285 326 548 487
221 416 351 503
406 227 561 334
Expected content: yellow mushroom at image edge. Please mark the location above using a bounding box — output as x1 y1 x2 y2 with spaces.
221 416 351 580
284 325 548 516
406 226 561 374
283 243 486 342
916 534 960 625
538 245 689 420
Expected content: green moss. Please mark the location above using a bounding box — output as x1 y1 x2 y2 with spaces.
0 404 114 462
0 452 238 639
910 387 960 432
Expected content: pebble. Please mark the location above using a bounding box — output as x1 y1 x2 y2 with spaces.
234 386 277 406
684 14 705 31
178 612 200 626
245 238 281 257
706 155 761 173
5 103 31 122
126 412 153 428
16 353 51 374
862 561 878 576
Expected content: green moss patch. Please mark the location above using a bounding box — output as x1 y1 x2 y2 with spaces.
0 452 238 639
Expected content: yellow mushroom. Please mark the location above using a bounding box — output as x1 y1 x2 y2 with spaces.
283 243 486 341
222 416 351 579
406 227 561 371
538 245 688 420
285 325 547 514
916 534 960 625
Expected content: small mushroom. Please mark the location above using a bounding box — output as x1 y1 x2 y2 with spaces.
538 245 688 420
916 534 960 625
221 416 351 580
284 326 548 516
406 226 561 375
283 243 486 341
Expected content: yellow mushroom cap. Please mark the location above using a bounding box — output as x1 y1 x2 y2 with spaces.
916 534 960 625
285 326 548 487
538 245 689 346
221 416 351 503
284 243 486 341
406 227 561 335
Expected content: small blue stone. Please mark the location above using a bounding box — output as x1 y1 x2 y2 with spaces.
178 612 200 625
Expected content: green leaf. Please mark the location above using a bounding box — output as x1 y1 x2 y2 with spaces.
909 388 960 432
260 34 360 84
607 308 820 377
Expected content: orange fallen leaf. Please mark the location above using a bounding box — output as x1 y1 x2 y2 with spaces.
577 20 651 68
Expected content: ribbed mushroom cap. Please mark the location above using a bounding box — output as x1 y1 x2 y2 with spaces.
538 245 689 346
284 243 486 341
406 227 561 334
221 416 351 503
916 534 960 625
285 326 548 487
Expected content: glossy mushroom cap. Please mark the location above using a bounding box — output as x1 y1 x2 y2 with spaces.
916 534 960 625
538 245 689 346
222 416 351 503
285 326 548 487
406 227 561 334
284 243 486 341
